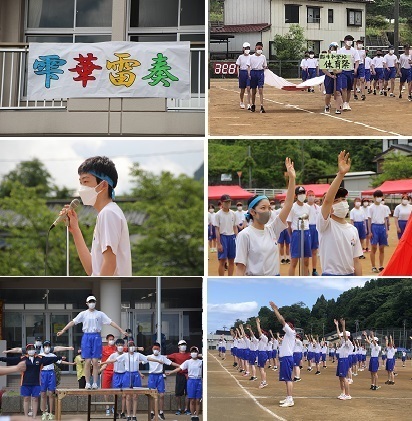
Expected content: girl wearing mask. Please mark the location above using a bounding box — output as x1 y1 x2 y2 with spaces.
275 200 291 264
57 296 127 390
234 157 296 276
249 41 267 113
350 197 367 258
362 198 371 252
322 42 344 114
208 204 217 253
307 190 320 275
371 49 385 95
316 151 363 276
393 194 412 239
236 42 251 110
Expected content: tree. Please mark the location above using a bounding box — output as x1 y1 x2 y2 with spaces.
272 24 307 61
129 165 203 276
372 153 412 186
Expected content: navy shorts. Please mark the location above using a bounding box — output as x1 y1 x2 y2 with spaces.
321 353 326 362
400 68 412 83
369 356 379 373
336 357 349 377
208 224 216 240
40 370 56 392
357 63 365 78
218 234 236 260
301 69 308 81
324 73 343 94
374 68 384 80
293 352 302 366
187 378 202 399
249 350 257 365
21 385 41 397
385 358 395 372
238 69 250 89
250 69 264 89
309 224 319 250
257 350 268 368
279 356 294 382
354 221 366 240
148 373 166 393
384 67 396 80
314 353 321 364
371 223 388 246
307 68 316 79
365 69 371 82
290 230 312 259
278 228 290 244
81 332 102 359
341 70 354 91
398 219 408 239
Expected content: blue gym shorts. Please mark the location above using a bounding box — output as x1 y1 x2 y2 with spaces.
370 223 388 246
369 356 379 373
81 332 102 359
341 70 354 91
187 378 202 399
257 350 268 368
385 358 395 372
400 68 412 83
384 67 396 80
354 221 366 240
250 69 264 89
309 224 319 250
293 352 302 366
148 373 166 393
218 234 236 260
238 69 250 89
40 370 56 392
336 357 349 377
21 385 41 397
113 372 126 389
279 356 294 382
278 228 290 244
290 230 312 258
122 371 142 388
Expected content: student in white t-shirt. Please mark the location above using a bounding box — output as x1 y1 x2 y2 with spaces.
394 194 412 240
368 190 389 273
64 156 132 276
398 44 412 100
363 331 381 390
269 300 296 408
236 42 251 110
316 151 362 276
349 198 367 258
235 158 296 276
249 41 268 113
234 202 247 232
334 318 352 400
307 190 320 275
57 296 127 390
371 49 385 95
383 46 399 96
208 204 217 253
384 335 397 385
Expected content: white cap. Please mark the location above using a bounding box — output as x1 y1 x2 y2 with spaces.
374 337 379 341
86 295 97 303
339 331 351 337
178 340 187 346
243 42 250 48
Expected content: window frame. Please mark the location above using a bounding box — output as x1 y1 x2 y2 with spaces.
347 9 363 27
285 4 300 24
328 9 334 24
307 6 321 24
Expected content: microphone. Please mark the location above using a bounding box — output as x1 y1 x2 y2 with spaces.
50 199 80 230
298 214 309 220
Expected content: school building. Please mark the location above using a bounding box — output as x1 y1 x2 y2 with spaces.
0 276 202 388
0 0 205 136
210 0 370 58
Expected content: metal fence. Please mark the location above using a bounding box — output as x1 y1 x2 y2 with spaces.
0 44 205 111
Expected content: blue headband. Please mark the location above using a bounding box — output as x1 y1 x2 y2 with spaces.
88 170 115 199
248 195 268 210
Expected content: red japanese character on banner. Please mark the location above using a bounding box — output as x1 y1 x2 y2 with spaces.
69 53 102 87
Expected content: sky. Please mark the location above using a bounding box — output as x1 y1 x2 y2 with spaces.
207 277 373 334
0 138 204 195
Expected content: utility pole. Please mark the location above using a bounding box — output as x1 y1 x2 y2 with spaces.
394 0 399 55
248 145 252 189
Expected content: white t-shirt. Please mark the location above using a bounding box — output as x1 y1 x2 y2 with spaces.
249 54 267 70
214 209 236 235
386 347 397 359
363 205 370 219
317 215 363 275
208 212 215 226
394 204 412 220
321 345 327 354
250 337 259 351
300 58 308 69
357 49 366 62
148 354 172 374
73 309 112 333
235 217 287 275
106 351 127 373
236 54 251 70
371 56 385 69
40 352 59 370
364 56 372 70
279 324 295 358
235 210 246 226
383 204 391 217
337 47 360 67
91 202 132 276
180 358 203 378
308 203 321 225
338 339 352 359
287 202 311 231
258 334 268 351
368 203 387 224
121 352 148 372
350 207 366 223
293 339 304 353
383 53 398 68
306 58 318 69
399 53 412 69
273 339 279 350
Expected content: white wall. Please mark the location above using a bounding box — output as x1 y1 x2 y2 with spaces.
224 0 270 25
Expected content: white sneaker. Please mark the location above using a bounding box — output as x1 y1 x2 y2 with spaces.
247 104 251 110
279 398 287 404
258 382 268 389
85 383 92 389
240 102 245 109
347 379 353 384
324 105 330 113
106 409 111 416
337 393 345 399
48 415 55 421
345 395 352 400
346 103 352 110
279 399 294 407
92 383 98 389
342 102 348 110
42 413 49 421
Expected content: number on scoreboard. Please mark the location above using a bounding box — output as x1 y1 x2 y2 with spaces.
213 62 237 75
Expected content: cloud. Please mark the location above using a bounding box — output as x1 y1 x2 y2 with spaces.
208 301 259 314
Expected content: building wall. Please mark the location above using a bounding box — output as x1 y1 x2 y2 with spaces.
224 0 270 25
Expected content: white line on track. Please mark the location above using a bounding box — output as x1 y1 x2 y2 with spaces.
214 85 403 136
209 395 412 401
209 352 288 421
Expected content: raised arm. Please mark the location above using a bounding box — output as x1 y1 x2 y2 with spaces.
278 158 296 225
256 318 263 337
109 321 127 337
269 301 285 326
334 319 341 337
57 320 75 336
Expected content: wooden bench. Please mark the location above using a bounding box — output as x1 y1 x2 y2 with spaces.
55 388 159 421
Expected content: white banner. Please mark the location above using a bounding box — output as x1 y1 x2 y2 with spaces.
27 42 190 100
264 69 325 90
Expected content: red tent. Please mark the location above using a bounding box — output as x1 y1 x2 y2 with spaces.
208 185 254 200
275 184 330 200
362 179 412 196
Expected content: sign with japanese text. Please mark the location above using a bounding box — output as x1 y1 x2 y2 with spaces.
318 53 352 71
28 42 190 100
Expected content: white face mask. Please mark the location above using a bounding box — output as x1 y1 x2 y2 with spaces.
88 302 96 309
153 350 160 356
354 202 361 208
108 340 115 346
28 350 36 356
35 341 42 347
256 49 262 55
389 50 394 54
402 199 409 205
307 196 315 204
375 197 383 203
331 50 337 55
208 209 214 213
297 194 306 203
44 347 51 354
363 202 369 207
244 49 250 55
280 203 284 208
190 352 198 359
78 183 103 206
179 345 187 352
129 346 135 353
357 44 363 50
309 54 314 58
345 40 353 47
237 206 243 211
117 346 124 353
332 201 349 218
270 205 276 210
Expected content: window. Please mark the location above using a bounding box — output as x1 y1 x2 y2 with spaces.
285 5 300 24
347 9 362 27
307 7 320 23
307 41 321 56
328 9 334 24
25 0 112 42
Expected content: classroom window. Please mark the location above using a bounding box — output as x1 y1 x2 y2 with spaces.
285 5 300 24
307 40 320 56
328 9 334 23
307 7 320 24
347 9 362 27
